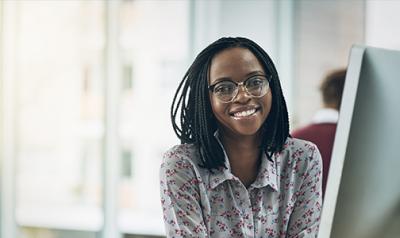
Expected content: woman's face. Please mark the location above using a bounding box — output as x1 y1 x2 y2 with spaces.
209 47 272 138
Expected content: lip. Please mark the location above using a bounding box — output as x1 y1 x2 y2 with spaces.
229 105 260 116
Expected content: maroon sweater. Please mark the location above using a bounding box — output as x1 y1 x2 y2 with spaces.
291 123 337 198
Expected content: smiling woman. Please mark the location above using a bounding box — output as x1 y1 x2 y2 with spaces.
208 47 272 139
160 37 323 237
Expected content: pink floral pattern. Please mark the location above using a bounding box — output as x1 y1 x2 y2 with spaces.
160 137 322 237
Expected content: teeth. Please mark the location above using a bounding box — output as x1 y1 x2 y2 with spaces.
233 109 256 117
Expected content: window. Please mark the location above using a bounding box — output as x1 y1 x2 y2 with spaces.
122 64 133 91
1 1 105 237
117 0 188 236
1 0 188 237
121 149 133 178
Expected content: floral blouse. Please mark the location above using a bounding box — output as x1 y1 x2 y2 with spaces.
160 137 322 238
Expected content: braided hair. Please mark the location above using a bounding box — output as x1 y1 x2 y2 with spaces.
171 37 289 170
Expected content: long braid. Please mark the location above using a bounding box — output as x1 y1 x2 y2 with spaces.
192 61 223 169
199 64 224 169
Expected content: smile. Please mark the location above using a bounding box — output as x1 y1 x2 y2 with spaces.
231 108 258 119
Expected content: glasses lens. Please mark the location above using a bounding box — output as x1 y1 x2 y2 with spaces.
213 81 237 102
245 76 269 97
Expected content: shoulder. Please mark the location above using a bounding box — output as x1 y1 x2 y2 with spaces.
162 143 199 164
160 144 206 193
278 137 322 173
161 144 202 176
285 137 320 153
276 138 322 195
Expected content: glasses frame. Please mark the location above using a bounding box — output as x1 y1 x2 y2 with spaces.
208 74 271 103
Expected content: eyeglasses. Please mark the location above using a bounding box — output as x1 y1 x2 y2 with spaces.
208 75 271 103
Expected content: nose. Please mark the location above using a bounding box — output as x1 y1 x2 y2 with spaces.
233 84 251 103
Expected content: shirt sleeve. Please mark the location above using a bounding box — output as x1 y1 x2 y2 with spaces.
160 149 208 238
287 144 323 238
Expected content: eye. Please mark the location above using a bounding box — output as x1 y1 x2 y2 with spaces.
214 82 236 94
246 76 265 88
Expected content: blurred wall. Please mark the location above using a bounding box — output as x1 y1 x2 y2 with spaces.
365 0 400 50
292 0 365 128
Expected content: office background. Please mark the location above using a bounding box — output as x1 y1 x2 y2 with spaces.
0 0 399 238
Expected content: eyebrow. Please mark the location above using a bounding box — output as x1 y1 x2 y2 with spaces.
212 70 266 83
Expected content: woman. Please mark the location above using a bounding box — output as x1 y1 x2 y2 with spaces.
160 37 322 237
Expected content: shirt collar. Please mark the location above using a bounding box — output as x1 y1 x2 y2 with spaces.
209 131 234 189
249 152 279 191
311 108 339 124
209 130 279 191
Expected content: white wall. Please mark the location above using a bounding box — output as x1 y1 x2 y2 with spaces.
365 0 400 50
292 1 365 128
190 0 297 116
191 0 277 59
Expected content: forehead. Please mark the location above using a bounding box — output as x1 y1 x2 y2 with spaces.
209 47 264 83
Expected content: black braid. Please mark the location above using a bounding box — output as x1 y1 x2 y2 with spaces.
171 37 289 170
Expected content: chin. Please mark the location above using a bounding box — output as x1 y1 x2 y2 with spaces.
232 126 262 137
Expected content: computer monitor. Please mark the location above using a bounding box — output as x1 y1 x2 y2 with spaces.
318 45 400 238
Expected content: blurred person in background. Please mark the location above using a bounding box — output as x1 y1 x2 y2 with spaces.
292 69 346 198
160 37 322 237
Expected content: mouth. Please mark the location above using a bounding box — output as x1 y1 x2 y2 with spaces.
230 107 260 120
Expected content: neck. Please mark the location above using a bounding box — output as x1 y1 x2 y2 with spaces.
221 133 261 154
219 130 262 187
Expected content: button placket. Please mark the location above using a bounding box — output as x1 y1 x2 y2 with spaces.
234 180 255 238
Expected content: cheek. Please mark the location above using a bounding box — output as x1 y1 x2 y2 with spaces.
209 96 226 120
